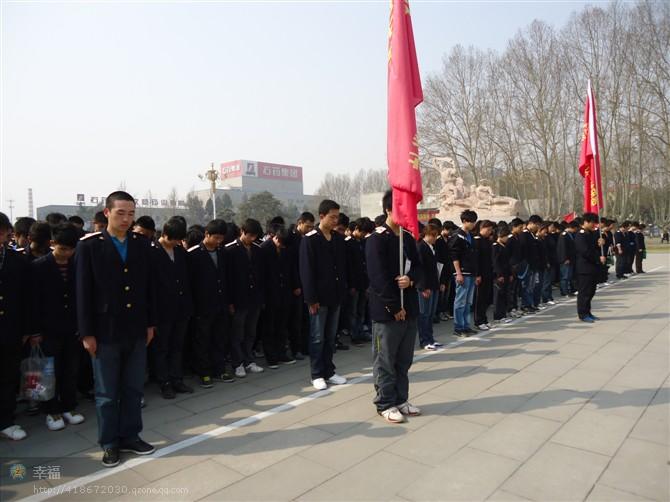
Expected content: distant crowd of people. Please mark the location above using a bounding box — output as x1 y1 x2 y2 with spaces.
0 189 647 467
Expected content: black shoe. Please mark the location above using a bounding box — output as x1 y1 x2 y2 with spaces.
267 362 280 369
160 382 176 400
463 328 477 336
102 447 120 468
172 380 194 394
453 329 465 337
200 376 214 388
279 356 296 365
119 438 155 456
213 372 235 383
293 352 305 361
336 341 350 351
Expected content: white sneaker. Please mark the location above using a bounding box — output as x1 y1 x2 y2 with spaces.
379 407 405 423
245 362 264 374
477 324 490 331
397 402 422 416
235 365 247 378
423 344 437 351
46 414 66 431
327 374 347 385
63 411 85 425
0 425 27 441
312 378 327 390
502 317 514 323
546 300 556 305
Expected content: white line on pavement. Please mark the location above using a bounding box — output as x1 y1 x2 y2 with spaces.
19 265 664 501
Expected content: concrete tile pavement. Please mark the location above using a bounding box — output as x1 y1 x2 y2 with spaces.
1 255 667 501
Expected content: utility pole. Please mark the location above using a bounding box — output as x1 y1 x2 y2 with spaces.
7 199 14 222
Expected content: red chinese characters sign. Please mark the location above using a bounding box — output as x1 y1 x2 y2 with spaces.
257 162 302 181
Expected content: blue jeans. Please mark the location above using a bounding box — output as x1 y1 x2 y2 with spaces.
521 271 539 308
559 263 573 296
542 266 554 302
308 305 340 380
347 290 368 341
417 291 438 346
92 335 146 450
453 276 475 331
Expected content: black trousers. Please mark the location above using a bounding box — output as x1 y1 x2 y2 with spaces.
0 340 21 430
288 294 308 356
508 276 520 310
192 312 228 377
372 318 417 412
615 254 627 278
493 281 508 320
577 273 597 319
635 252 644 273
41 334 80 415
153 319 189 384
474 277 493 325
231 307 261 367
263 295 291 365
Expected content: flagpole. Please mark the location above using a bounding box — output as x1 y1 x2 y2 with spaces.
399 225 405 309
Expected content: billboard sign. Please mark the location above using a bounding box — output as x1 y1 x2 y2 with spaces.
220 161 242 180
257 162 302 181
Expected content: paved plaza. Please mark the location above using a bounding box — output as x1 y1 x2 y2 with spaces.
1 255 668 502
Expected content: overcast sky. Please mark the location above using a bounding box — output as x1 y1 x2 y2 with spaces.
1 0 589 218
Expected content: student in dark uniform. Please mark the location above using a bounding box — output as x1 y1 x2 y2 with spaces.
286 212 314 360
225 218 266 378
519 215 543 312
12 216 35 251
491 225 513 324
260 223 297 369
26 221 52 262
76 192 158 467
0 212 29 441
474 220 495 330
416 222 441 349
575 212 605 322
345 218 373 346
152 217 194 399
557 221 578 296
506 218 525 317
299 200 348 391
625 222 637 274
634 223 646 273
187 219 230 389
613 222 628 279
447 210 479 336
435 221 455 321
366 190 422 423
29 223 85 431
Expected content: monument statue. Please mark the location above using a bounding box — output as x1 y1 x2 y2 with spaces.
432 156 524 220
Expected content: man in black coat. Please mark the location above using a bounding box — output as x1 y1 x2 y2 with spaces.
152 217 194 399
575 212 606 322
366 190 422 423
299 200 348 391
187 219 230 388
30 223 85 431
557 221 578 296
0 212 29 441
76 192 158 467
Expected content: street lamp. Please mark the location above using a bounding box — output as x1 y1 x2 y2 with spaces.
199 162 219 218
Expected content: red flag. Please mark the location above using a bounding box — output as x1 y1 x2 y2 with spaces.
578 80 604 214
562 211 576 223
387 0 423 238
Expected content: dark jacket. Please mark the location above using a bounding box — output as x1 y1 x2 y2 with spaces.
345 236 369 292
635 231 646 251
153 242 193 323
575 229 600 275
416 240 439 292
557 231 576 264
474 235 493 278
0 247 29 343
30 253 77 336
434 235 452 284
545 233 559 267
507 233 523 271
75 230 158 340
187 242 227 317
491 241 511 279
260 239 297 306
519 229 542 271
225 239 265 309
447 228 477 276
299 228 348 307
366 225 420 321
